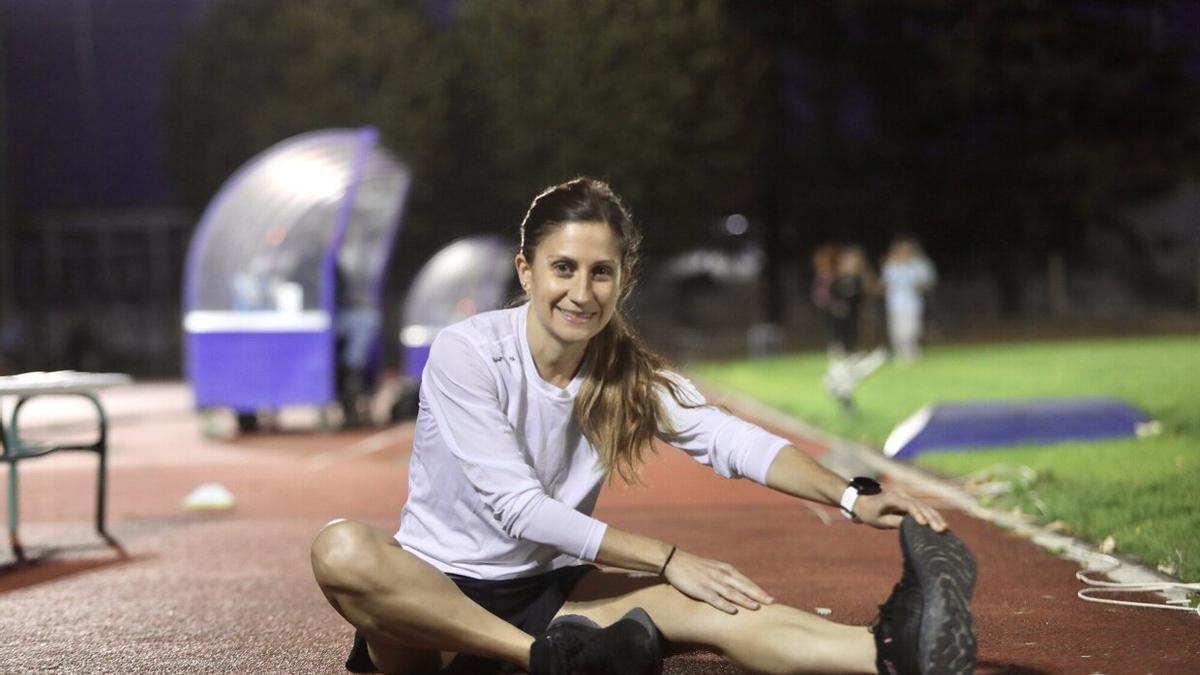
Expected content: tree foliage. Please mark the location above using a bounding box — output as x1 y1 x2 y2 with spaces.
450 0 771 251
164 0 1199 313
165 0 452 218
166 0 771 256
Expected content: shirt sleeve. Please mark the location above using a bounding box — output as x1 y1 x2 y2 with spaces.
420 330 608 561
654 372 790 484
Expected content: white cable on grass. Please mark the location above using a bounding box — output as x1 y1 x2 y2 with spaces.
1073 551 1200 615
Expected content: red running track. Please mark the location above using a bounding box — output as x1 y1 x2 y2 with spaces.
1 384 1196 673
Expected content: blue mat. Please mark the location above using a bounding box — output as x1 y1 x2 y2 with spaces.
883 397 1152 459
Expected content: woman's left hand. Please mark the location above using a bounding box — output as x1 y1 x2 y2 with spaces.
853 491 947 532
662 549 775 615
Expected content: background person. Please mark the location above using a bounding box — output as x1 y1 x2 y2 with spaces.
880 236 937 363
828 245 874 356
809 243 842 354
310 178 976 675
335 265 382 426
822 245 886 412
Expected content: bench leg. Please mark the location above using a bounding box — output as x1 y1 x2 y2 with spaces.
95 447 114 549
7 462 24 562
81 393 119 553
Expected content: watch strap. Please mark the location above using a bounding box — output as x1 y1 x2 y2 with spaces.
839 484 861 520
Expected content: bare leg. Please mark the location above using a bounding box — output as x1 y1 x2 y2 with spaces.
557 571 877 674
311 519 535 673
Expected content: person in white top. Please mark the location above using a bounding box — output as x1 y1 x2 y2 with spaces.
881 237 937 363
311 178 976 675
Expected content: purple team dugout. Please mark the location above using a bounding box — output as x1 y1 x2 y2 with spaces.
883 397 1154 460
183 127 411 429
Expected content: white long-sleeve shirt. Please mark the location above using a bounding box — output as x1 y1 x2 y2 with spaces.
395 305 790 580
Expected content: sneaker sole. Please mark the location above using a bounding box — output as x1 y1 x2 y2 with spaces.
900 517 977 675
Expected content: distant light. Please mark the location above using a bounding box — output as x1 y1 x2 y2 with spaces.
724 214 749 236
401 325 431 347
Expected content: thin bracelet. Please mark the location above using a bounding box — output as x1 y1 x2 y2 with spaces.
658 545 677 576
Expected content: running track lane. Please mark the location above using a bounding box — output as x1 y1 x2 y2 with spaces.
0 390 1197 673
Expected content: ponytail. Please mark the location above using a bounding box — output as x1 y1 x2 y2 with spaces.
575 312 694 484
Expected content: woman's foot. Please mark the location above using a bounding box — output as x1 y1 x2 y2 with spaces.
873 516 976 674
569 607 663 675
532 608 664 675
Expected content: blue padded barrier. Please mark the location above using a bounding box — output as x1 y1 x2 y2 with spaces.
884 398 1152 459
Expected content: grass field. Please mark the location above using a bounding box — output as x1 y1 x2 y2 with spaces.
692 335 1200 582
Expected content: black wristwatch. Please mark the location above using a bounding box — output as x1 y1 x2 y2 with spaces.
839 476 882 521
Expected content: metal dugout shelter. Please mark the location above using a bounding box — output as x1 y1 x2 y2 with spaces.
182 127 410 425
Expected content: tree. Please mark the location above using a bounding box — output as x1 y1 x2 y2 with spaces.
165 0 778 292
165 0 453 224
450 0 772 255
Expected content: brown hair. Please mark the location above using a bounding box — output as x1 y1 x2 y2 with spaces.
519 177 693 483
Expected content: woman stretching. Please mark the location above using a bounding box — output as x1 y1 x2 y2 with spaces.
311 178 976 674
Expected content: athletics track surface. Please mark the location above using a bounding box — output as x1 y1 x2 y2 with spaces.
1 383 1196 673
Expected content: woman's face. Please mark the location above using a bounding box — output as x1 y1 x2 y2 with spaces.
516 221 623 350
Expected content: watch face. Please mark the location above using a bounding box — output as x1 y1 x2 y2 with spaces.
850 476 882 495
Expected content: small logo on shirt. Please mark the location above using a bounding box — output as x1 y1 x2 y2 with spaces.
492 356 517 363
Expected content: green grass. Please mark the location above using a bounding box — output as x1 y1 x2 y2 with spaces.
692 335 1200 581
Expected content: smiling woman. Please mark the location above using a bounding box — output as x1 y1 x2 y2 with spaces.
310 177 976 675
513 179 695 484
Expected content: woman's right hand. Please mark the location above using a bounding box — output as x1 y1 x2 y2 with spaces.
662 549 775 614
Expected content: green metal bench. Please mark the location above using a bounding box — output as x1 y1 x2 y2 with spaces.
1 371 132 561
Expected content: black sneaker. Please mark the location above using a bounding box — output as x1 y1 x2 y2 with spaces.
570 607 664 675
344 630 379 674
872 558 922 674
529 615 600 675
874 516 976 675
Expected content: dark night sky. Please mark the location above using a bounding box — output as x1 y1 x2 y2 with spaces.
3 0 210 210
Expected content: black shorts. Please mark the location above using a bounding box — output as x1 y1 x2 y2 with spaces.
447 564 598 636
346 564 596 674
